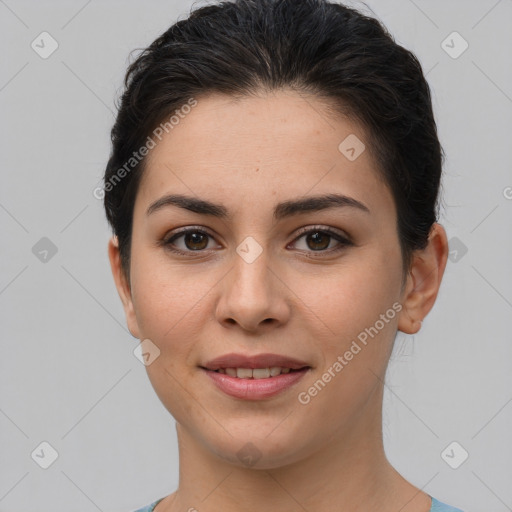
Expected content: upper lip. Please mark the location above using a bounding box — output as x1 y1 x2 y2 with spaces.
201 353 311 370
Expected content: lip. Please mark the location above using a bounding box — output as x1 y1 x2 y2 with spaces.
201 352 311 371
201 367 310 400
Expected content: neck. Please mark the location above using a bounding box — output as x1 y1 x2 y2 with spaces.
161 383 431 512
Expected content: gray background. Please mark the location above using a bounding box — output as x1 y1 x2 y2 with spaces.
1 0 511 511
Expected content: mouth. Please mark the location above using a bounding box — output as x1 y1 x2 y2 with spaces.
199 352 312 399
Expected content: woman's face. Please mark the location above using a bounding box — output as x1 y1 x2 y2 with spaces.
113 90 417 468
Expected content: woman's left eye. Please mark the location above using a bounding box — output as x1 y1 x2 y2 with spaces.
289 227 352 253
162 226 352 256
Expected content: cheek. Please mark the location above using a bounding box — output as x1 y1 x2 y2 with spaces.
296 255 402 413
130 246 195 331
129 258 208 422
295 278 398 429
299 253 401 339
129 252 221 368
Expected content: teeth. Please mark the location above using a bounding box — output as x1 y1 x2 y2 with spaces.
252 368 270 379
236 368 253 379
216 367 297 378
269 366 281 377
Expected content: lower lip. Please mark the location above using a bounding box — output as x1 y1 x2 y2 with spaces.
201 368 310 400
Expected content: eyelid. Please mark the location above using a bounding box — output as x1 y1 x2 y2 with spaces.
164 225 214 239
162 225 219 247
292 224 352 242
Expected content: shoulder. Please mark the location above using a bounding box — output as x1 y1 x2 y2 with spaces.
131 497 165 512
430 496 465 512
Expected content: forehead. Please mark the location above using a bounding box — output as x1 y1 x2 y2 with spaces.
136 90 395 221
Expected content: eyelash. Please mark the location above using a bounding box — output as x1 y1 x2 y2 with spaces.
161 225 353 257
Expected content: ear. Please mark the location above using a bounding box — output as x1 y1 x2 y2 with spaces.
397 223 449 334
108 236 140 339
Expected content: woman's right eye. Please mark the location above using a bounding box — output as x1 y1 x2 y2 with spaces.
163 228 218 255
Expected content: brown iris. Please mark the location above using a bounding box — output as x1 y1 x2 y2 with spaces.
306 231 331 251
184 231 209 250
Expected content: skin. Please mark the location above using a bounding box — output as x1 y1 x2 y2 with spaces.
108 89 448 512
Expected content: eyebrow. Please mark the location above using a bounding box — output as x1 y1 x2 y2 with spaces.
146 192 371 220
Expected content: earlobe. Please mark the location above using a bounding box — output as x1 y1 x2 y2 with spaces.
397 223 449 335
107 236 140 339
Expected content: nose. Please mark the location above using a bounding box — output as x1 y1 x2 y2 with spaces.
215 248 291 332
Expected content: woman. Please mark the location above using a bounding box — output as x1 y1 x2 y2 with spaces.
103 0 464 510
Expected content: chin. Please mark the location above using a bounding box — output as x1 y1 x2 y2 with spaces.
200 425 315 470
